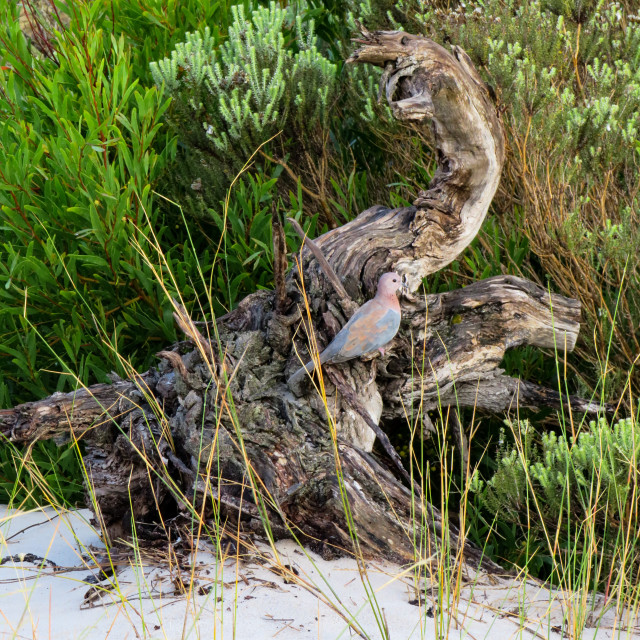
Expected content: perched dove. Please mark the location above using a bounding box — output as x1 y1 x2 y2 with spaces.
288 272 404 386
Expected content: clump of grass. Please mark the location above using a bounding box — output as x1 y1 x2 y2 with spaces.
0 439 84 509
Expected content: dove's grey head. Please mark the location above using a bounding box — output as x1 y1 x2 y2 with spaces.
376 272 404 300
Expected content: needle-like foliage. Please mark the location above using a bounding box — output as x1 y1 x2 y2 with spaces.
151 3 339 180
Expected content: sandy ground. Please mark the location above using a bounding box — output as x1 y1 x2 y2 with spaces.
0 506 638 640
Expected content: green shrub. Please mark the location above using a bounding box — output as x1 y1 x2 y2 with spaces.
151 3 338 166
0 0 263 409
471 416 640 586
150 3 342 211
0 2 181 404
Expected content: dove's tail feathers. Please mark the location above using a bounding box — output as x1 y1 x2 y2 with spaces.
287 359 316 387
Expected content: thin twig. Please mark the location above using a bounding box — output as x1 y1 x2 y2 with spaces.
325 368 420 495
272 203 288 314
286 217 357 316
451 410 469 474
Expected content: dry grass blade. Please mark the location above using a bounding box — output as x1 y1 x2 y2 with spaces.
172 300 216 366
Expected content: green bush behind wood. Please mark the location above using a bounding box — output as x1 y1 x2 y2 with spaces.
470 416 640 588
0 0 240 406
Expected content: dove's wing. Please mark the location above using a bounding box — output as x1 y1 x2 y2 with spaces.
321 299 401 364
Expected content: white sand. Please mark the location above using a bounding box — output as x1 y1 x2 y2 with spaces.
0 506 638 639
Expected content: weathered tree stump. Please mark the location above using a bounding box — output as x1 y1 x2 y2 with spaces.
0 29 602 567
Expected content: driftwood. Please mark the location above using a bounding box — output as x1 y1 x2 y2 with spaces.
0 30 603 567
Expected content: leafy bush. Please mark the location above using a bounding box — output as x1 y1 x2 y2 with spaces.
471 416 640 585
0 2 182 404
151 3 341 220
0 0 264 409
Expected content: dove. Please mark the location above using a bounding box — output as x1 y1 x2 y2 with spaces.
288 272 404 386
